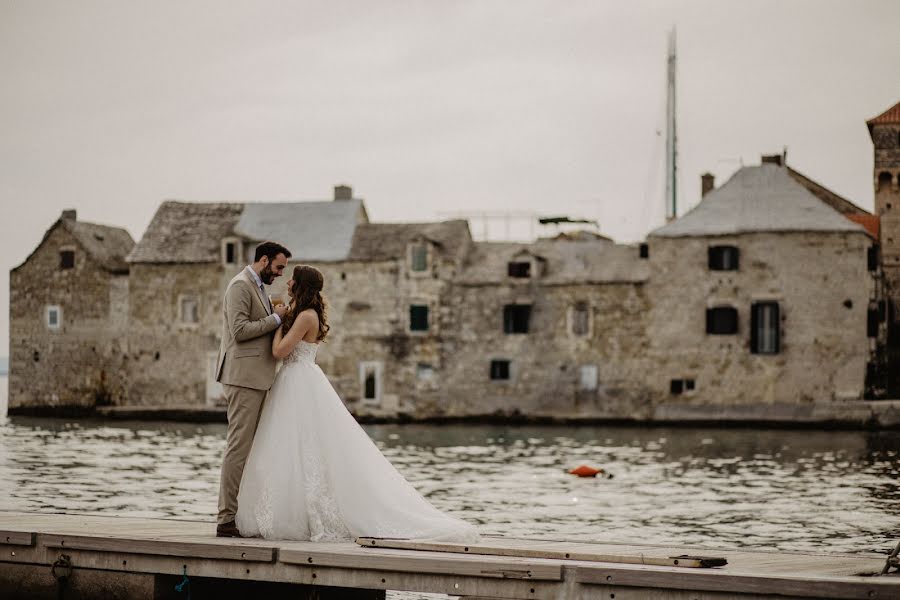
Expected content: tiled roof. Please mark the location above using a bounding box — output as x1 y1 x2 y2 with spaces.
65 220 135 273
235 199 367 262
348 220 471 262
845 214 879 239
650 164 867 238
458 237 648 285
127 201 244 263
867 101 900 126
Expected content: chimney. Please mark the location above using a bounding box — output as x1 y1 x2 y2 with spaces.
761 154 783 166
333 184 353 201
701 173 715 198
61 209 77 221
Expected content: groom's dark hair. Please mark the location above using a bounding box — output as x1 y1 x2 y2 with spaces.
254 241 292 262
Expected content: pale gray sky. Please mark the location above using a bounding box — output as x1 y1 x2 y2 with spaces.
2 0 899 354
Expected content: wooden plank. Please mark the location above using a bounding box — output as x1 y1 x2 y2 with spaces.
42 534 275 562
355 537 722 568
0 531 35 546
575 565 897 600
281 545 562 581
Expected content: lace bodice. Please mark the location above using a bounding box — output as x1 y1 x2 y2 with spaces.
283 340 319 366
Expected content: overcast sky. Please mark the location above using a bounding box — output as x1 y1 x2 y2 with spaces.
1 0 899 355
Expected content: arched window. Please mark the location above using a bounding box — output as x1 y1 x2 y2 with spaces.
878 171 893 193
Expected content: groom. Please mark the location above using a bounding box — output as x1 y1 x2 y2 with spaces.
215 240 291 537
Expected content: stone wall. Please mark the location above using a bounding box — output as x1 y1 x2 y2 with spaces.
9 225 128 409
644 231 872 407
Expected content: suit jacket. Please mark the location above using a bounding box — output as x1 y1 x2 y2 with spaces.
215 269 281 391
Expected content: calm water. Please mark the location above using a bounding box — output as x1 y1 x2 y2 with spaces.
1 375 898 557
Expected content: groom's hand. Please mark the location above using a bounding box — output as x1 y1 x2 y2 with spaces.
274 304 289 319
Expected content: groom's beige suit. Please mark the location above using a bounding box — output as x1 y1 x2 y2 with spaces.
216 267 281 525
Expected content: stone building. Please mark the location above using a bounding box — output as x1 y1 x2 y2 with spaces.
123 189 368 406
867 100 900 394
9 101 895 420
8 210 134 411
645 163 875 417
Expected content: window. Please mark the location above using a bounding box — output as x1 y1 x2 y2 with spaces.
359 362 382 403
45 305 61 330
571 302 589 336
708 246 739 271
222 238 241 266
490 360 510 380
410 244 428 272
868 304 880 338
579 365 598 391
60 250 75 269
416 363 434 381
706 306 738 335
410 305 429 331
868 245 879 271
639 243 649 259
225 242 236 264
180 296 199 324
503 304 531 334
750 302 780 354
508 261 531 278
670 378 695 395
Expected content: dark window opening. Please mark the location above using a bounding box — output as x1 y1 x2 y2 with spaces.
508 262 531 278
843 299 853 309
410 305 429 331
868 245 879 271
706 306 738 335
364 372 376 399
670 379 683 395
639 243 649 259
503 304 531 334
708 246 739 271
225 242 236 264
868 305 880 338
33 350 39 362
685 379 695 391
60 250 75 269
750 302 780 354
490 360 510 380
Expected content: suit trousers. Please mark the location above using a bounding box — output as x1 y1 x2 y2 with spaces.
217 383 267 524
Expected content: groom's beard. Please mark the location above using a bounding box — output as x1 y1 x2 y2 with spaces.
260 265 276 285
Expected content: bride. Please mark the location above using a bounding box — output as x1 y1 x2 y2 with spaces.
235 265 479 543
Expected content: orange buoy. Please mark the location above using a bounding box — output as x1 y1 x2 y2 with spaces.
568 465 604 478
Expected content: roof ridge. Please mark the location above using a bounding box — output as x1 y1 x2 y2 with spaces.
867 100 900 126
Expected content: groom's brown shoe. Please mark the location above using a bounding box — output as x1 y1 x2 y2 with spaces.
216 520 242 538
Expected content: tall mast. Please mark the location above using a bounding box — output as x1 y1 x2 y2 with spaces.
665 28 677 222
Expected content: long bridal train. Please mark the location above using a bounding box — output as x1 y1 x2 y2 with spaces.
235 341 479 543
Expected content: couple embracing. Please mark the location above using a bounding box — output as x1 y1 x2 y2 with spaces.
215 241 478 543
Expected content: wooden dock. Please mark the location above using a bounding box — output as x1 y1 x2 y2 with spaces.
0 511 897 599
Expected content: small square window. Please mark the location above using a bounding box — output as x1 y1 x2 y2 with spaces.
416 363 434 381
639 243 649 259
709 246 739 271
508 262 531 278
410 305 429 331
46 305 61 330
490 360 510 380
410 244 428 272
503 304 531 334
60 250 75 269
670 379 684 395
579 365 598 391
685 379 695 391
706 306 738 335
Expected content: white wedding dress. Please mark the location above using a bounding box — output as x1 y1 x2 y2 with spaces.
235 340 479 542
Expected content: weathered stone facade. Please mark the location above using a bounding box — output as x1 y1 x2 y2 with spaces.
8 212 133 411
8 127 891 421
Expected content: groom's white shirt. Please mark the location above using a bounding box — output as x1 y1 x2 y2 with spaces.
245 265 281 326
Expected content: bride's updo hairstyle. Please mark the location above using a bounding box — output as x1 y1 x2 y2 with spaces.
283 265 330 341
